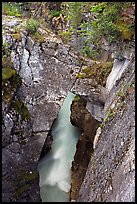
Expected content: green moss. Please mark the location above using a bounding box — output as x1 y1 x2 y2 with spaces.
58 31 71 44
14 170 38 198
50 10 61 17
12 100 30 121
3 91 13 103
116 85 126 101
26 18 39 34
76 73 86 79
22 108 31 121
31 31 45 43
2 2 22 17
2 40 22 104
10 74 22 87
2 67 16 80
15 184 31 198
2 55 21 102
79 61 113 86
73 95 81 102
18 170 38 182
99 122 105 128
116 90 125 100
103 107 115 123
82 66 92 74
2 43 12 57
12 32 22 41
108 110 115 118
116 21 134 40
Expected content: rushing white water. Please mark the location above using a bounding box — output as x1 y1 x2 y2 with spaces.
106 58 130 92
37 92 81 202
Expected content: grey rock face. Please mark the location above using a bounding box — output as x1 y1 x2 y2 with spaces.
77 53 135 202
71 77 107 121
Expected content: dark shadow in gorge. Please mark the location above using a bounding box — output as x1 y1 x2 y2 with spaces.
69 96 100 201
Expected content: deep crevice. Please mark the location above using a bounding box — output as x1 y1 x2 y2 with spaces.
69 96 100 201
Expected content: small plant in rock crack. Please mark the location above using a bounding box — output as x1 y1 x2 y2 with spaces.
116 90 125 101
26 18 39 34
103 108 115 123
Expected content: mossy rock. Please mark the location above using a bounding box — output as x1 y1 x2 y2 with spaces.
2 55 16 80
79 61 113 86
2 67 16 80
14 170 38 198
76 73 86 79
12 32 22 41
82 66 92 74
58 31 71 44
12 100 30 121
17 170 38 182
2 42 22 104
2 42 12 56
9 74 22 87
2 73 22 103
2 91 13 103
31 31 45 43
116 21 134 40
73 95 81 102
15 184 31 198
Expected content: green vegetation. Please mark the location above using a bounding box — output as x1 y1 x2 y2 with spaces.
2 52 16 81
2 66 16 81
80 45 99 60
2 2 22 17
90 2 134 43
73 95 81 102
26 18 39 34
11 100 30 121
76 73 85 79
61 2 134 59
58 31 71 44
15 184 31 198
12 32 22 41
67 2 83 29
76 61 113 86
31 31 45 43
103 107 116 123
50 10 61 17
116 90 125 101
17 170 38 182
2 41 12 57
2 41 22 103
14 170 38 198
25 18 45 43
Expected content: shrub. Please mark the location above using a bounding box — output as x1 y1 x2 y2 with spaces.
26 18 39 34
32 31 45 43
90 2 134 43
2 2 22 17
58 31 71 44
50 10 61 17
67 2 83 29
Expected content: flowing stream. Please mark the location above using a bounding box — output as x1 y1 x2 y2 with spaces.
37 92 81 202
